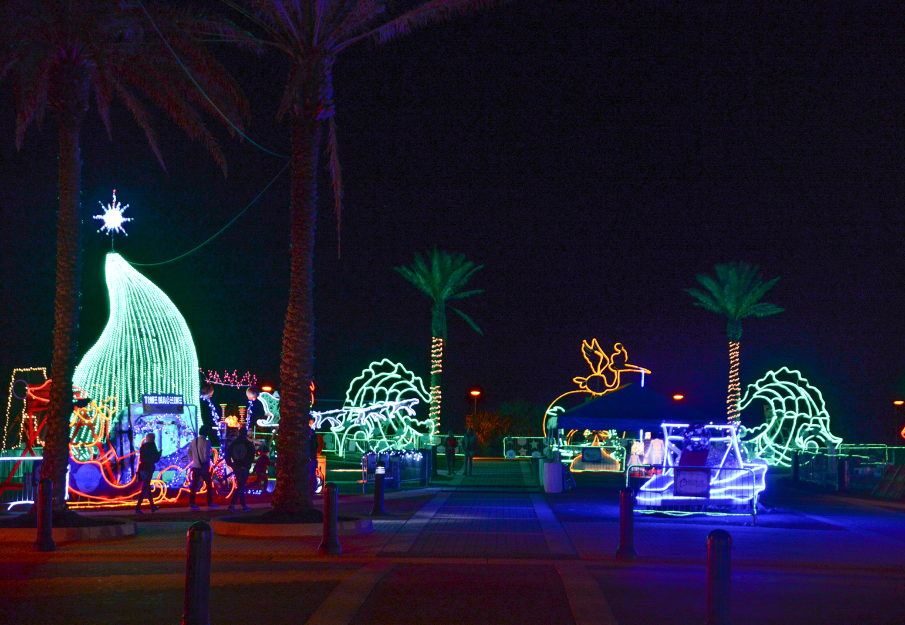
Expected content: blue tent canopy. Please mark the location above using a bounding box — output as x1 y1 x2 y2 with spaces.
554 384 714 434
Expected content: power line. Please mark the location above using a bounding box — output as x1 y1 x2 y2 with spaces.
128 160 289 267
136 0 288 160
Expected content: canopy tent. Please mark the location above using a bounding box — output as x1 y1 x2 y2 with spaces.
554 384 715 433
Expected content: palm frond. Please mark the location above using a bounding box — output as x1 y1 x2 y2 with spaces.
449 289 484 300
450 306 483 336
687 262 782 325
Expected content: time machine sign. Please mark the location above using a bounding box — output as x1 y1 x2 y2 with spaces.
142 394 184 414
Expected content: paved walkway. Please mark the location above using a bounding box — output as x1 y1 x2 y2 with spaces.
1 459 904 625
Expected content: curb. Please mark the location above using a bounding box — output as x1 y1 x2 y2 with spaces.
210 516 373 538
0 517 138 542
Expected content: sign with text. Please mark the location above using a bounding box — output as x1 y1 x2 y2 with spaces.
142 394 184 414
674 468 711 497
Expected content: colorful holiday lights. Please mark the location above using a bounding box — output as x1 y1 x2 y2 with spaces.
727 341 741 424
73 253 200 420
311 359 433 457
2 367 47 450
94 190 132 236
543 340 651 436
739 367 842 467
202 369 257 389
429 337 443 435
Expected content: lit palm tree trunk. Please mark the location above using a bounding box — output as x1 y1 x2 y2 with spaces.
273 99 320 515
727 341 741 424
43 117 83 508
429 336 443 435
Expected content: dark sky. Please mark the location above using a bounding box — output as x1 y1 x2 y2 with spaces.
2 1 904 443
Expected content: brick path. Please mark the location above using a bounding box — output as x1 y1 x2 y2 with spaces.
2 459 904 624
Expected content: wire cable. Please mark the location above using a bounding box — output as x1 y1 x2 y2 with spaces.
128 160 290 267
136 0 288 160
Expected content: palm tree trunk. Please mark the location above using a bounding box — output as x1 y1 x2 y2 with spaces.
727 340 741 424
429 336 443 435
42 118 83 509
272 108 321 515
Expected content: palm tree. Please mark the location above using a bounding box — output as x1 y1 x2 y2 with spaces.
686 263 783 424
395 250 483 434
0 0 249 509
222 0 509 517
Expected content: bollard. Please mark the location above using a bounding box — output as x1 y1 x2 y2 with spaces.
706 529 732 625
431 446 438 477
791 450 799 484
318 483 342 555
182 521 212 625
371 461 388 516
614 487 638 560
837 457 847 493
33 478 55 552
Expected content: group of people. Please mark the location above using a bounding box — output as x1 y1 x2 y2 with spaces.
444 427 478 476
134 383 277 514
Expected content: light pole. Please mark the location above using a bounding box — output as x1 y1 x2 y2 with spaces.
470 388 481 421
895 400 904 443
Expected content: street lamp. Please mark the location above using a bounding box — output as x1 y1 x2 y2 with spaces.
470 388 481 417
673 394 684 401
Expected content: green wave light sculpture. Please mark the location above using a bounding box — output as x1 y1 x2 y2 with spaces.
739 367 842 467
73 253 200 425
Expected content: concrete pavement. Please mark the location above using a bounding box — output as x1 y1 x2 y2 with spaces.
1 458 904 624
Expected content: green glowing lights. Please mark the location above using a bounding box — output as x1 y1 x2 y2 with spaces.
73 253 200 424
739 367 842 467
312 359 433 457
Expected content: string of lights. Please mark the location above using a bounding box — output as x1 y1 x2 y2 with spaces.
727 341 741 424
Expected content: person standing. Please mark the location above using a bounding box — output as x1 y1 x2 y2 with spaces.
308 418 320 496
245 385 267 435
226 426 255 513
444 430 458 476
461 427 478 476
135 433 161 514
188 425 219 511
199 383 222 447
252 445 275 493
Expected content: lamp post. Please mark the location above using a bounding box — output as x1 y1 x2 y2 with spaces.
470 389 481 418
895 400 904 443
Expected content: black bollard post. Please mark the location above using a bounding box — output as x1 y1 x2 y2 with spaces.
182 521 212 625
707 529 732 625
318 483 342 555
33 478 55 552
371 461 387 516
837 457 847 493
431 445 438 478
791 450 799 484
614 487 638 560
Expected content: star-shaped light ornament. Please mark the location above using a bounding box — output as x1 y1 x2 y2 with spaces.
94 190 131 236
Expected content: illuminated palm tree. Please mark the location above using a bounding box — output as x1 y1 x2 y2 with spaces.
0 0 249 509
223 0 509 516
395 250 483 434
686 263 783 424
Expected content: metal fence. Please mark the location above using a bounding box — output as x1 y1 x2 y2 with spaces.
360 451 427 492
796 446 905 491
627 464 760 523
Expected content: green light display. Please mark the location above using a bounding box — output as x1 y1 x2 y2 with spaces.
312 359 433 457
73 253 200 429
739 367 842 467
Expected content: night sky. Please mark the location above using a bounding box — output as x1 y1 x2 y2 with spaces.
2 1 904 443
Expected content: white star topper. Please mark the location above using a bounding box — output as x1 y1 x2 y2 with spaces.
94 190 132 236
